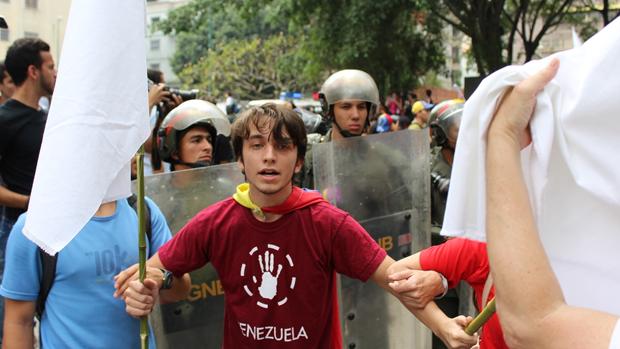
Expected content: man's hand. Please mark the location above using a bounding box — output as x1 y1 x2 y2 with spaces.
113 263 164 298
122 279 160 318
148 83 171 111
114 264 166 317
488 58 559 148
388 269 445 308
437 315 478 349
168 93 183 109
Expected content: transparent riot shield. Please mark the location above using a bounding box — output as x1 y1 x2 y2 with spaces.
137 163 245 349
313 129 432 349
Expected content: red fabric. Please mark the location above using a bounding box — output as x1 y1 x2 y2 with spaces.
159 198 386 348
262 187 325 215
329 272 342 349
419 238 508 349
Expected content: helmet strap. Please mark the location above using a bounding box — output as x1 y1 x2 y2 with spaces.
330 106 370 138
170 158 212 169
332 118 357 138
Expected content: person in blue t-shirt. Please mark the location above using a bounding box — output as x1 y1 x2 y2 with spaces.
0 198 190 348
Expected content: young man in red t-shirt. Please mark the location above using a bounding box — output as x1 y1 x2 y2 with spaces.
388 238 506 349
115 104 419 348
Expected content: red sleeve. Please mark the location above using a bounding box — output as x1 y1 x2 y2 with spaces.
332 214 387 282
419 238 488 288
158 210 211 277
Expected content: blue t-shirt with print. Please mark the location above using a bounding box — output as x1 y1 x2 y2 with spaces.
0 198 171 348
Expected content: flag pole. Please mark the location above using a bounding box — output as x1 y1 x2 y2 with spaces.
135 145 149 349
465 297 496 335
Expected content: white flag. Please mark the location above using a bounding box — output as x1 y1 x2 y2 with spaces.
442 19 620 315
23 0 149 254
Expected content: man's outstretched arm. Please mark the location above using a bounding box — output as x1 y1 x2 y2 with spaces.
371 256 477 349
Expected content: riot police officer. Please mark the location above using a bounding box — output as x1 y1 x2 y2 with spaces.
428 100 464 232
158 100 232 171
319 69 380 140
299 69 380 188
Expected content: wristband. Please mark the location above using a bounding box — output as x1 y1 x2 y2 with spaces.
435 273 449 299
159 268 173 290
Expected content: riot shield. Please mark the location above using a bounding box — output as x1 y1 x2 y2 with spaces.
138 163 245 349
313 129 432 349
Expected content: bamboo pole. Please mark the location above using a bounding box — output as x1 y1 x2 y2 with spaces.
135 145 149 349
465 298 496 335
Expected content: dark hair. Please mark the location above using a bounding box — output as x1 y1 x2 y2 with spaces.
231 103 307 162
4 38 50 86
0 62 7 79
399 116 412 129
147 69 163 84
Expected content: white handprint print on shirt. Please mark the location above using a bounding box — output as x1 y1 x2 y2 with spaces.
258 250 283 300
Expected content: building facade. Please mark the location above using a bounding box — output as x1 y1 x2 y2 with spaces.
0 0 72 62
146 0 190 85
0 0 187 85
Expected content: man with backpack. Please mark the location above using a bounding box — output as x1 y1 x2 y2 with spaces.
0 196 190 348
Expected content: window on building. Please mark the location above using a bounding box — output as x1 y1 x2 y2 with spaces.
0 0 10 3
24 31 38 38
0 29 9 41
150 39 160 51
151 17 160 24
25 0 37 9
149 63 160 70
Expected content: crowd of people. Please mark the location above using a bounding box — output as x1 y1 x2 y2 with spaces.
0 35 617 349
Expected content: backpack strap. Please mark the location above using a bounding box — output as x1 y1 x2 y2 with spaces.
35 195 153 319
127 194 152 242
35 249 57 319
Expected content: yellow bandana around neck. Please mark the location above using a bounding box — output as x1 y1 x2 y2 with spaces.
232 183 265 219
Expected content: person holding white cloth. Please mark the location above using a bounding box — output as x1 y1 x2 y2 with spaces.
485 57 620 349
441 17 620 349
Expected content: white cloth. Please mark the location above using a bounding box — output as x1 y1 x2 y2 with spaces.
23 0 149 254
442 18 620 315
611 320 620 349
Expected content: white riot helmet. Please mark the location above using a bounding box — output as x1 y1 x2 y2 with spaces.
158 99 231 168
319 69 380 137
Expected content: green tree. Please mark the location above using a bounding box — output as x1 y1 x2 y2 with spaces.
578 0 620 26
162 0 446 96
276 0 446 94
429 0 577 76
179 34 319 99
506 0 575 62
157 0 290 75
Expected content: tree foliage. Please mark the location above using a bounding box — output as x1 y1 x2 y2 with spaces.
578 0 620 26
428 1 507 77
506 0 575 62
277 0 446 95
429 0 579 76
159 0 446 98
178 34 319 99
157 0 290 75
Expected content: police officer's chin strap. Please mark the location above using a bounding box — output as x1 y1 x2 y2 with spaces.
331 117 362 138
171 159 212 168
